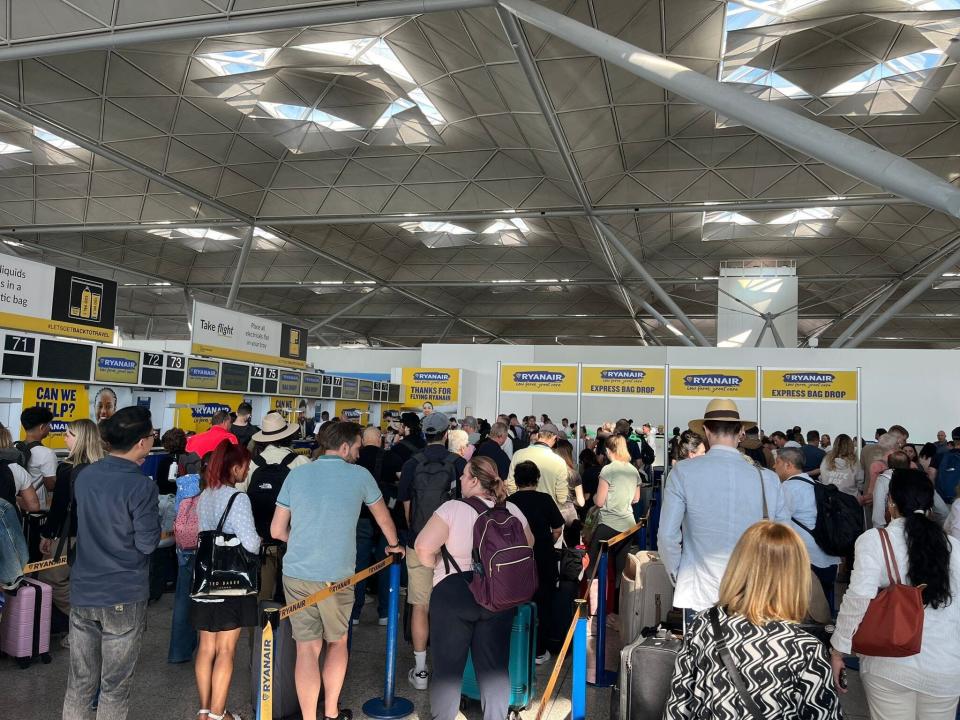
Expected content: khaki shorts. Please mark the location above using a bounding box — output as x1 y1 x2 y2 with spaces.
405 548 435 607
281 575 353 643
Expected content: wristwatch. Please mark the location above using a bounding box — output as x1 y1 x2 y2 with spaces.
386 541 401 549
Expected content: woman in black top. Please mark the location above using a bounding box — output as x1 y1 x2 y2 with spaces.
507 460 564 664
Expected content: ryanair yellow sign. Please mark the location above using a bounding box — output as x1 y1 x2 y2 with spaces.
401 368 460 405
581 366 665 397
763 369 857 402
670 368 757 398
500 364 578 395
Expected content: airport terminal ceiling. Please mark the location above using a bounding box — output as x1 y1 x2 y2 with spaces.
0 0 959 349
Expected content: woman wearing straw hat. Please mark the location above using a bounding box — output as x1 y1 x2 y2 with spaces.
658 399 790 621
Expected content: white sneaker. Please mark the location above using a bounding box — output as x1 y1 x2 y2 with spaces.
535 650 551 666
351 618 360 626
378 617 389 626
408 668 429 690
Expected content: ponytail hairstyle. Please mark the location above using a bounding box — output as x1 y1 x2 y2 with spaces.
205 440 251 490
888 469 953 609
469 455 507 504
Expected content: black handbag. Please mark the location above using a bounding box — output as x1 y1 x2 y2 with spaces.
556 536 586 583
191 492 260 597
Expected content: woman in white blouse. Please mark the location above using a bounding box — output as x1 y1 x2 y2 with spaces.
831 469 960 720
819 434 863 497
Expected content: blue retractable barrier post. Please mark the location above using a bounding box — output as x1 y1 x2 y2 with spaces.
363 560 414 719
590 544 615 687
572 601 587 720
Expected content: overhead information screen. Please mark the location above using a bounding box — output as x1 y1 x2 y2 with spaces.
94 347 140 384
302 373 322 397
141 352 164 386
278 370 301 396
3 334 35 377
220 362 249 393
342 377 358 400
358 380 374 401
165 354 186 387
388 383 400 403
37 339 93 381
186 358 220 389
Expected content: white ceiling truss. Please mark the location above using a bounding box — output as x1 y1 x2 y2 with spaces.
0 0 957 348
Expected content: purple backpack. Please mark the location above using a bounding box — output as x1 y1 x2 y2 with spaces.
441 496 538 612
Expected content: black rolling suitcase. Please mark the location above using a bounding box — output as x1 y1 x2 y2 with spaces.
612 632 682 720
250 602 301 719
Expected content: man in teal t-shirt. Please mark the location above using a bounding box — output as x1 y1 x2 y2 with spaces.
271 421 404 720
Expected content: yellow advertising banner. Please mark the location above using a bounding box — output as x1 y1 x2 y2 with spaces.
22 381 89 448
669 368 757 398
762 369 858 402
500 364 578 395
173 391 240 434
93 347 140 384
270 397 296 418
581 366 665 397
335 401 369 421
401 368 460 405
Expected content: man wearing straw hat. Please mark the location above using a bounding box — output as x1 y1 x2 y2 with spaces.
657 398 789 617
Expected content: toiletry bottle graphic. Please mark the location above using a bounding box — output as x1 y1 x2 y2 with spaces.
80 286 92 319
289 329 301 357
90 289 101 321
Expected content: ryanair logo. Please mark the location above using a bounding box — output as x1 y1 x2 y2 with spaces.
189 367 217 378
414 372 450 382
191 403 231 419
514 371 564 384
280 372 299 382
683 373 742 388
783 372 835 385
601 369 646 381
98 357 136 371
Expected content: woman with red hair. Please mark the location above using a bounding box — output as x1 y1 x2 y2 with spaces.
190 440 259 720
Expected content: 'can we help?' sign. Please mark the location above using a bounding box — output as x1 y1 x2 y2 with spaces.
22 381 90 448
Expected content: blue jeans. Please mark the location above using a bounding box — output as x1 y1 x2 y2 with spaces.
812 563 838 617
352 518 389 621
62 601 147 720
167 551 197 663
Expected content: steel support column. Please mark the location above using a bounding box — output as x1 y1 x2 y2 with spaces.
309 288 382 333
0 0 494 62
829 282 901 348
846 239 960 348
595 222 711 346
636 299 694 347
497 0 960 219
226 227 254 310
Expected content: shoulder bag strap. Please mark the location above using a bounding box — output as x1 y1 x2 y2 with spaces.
709 607 764 720
54 464 82 561
216 492 241 534
877 528 901 585
281 452 297 468
756 466 769 520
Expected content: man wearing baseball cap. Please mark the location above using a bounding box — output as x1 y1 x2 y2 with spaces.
657 399 789 619
397 412 466 691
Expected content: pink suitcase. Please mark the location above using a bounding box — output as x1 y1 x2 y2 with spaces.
1 577 52 668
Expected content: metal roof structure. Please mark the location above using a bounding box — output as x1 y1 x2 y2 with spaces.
1 0 960 349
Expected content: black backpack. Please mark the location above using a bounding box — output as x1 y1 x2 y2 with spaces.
639 437 656 466
791 477 863 556
248 453 297 542
409 451 459 535
0 462 16 509
11 441 38 470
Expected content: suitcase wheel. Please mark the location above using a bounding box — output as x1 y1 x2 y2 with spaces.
41 653 51 664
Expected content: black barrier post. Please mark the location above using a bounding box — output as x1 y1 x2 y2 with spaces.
362 560 414 719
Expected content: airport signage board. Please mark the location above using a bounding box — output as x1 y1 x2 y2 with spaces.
0 256 116 343
762 369 857 402
581 366 665 398
499 364 578 395
401 368 460 405
669 367 757 398
21 381 89 448
190 301 307 368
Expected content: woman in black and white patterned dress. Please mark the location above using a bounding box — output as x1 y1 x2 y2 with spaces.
665 521 842 720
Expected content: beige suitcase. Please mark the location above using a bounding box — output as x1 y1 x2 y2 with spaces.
619 550 674 645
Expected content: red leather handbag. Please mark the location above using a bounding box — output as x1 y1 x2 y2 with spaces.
851 528 925 657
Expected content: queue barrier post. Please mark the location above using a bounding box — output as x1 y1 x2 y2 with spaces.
256 607 279 720
362 560 414 719
572 601 588 720
590 542 615 688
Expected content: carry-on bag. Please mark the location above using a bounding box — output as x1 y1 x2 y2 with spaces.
619 550 674 645
462 602 537 713
0 577 53 668
614 631 682 720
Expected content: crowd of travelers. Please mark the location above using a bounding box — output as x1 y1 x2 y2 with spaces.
2 398 960 720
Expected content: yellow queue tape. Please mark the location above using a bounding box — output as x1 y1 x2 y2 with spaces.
23 557 68 574
278 554 396 620
603 519 646 550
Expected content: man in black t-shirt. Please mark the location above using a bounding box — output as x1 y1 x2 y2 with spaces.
229 402 259 447
474 422 511 479
507 460 564 664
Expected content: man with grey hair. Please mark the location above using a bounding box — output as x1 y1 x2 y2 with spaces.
774 445 841 612
496 414 515 457
506 422 569 508
475 422 511 479
460 415 480 445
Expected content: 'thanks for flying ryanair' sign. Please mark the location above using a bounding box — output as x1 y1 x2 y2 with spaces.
581 366 665 397
500 365 578 395
670 368 757 398
763 369 857 401
401 368 460 405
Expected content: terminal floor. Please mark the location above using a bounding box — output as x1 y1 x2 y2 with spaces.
2 593 870 720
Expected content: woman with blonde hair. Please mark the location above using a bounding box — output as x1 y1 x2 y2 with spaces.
447 428 474 461
665 521 841 719
39 419 105 639
553 437 585 523
588 434 641 581
820 433 863 497
414 456 534 720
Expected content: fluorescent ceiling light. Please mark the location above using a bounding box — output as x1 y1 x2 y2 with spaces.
3 239 22 246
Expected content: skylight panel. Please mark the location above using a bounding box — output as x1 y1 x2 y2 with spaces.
198 48 279 76
33 127 79 150
825 50 944 97
257 101 364 131
147 228 239 241
768 207 837 224
482 218 531 234
0 141 28 155
704 211 758 225
399 221 473 235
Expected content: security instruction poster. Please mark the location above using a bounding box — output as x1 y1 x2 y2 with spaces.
22 381 89 448
670 367 757 398
500 364 578 395
190 301 307 368
401 368 460 405
762 369 857 402
0 257 116 343
173 391 238 434
581 366 665 397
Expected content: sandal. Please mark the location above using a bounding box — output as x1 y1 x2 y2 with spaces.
208 713 242 720
197 712 209 719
